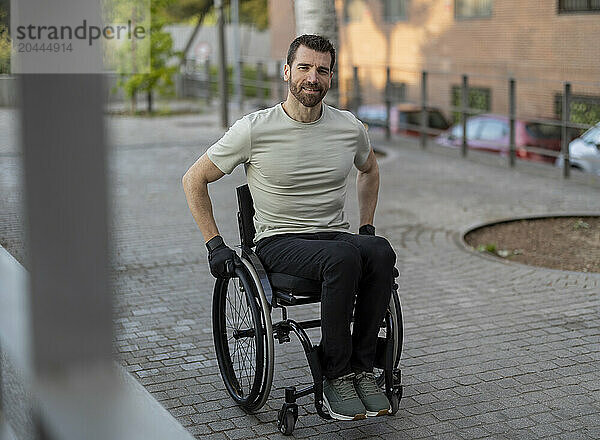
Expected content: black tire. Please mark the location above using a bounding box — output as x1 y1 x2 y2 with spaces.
375 290 403 388
389 392 400 415
240 258 275 411
213 265 266 411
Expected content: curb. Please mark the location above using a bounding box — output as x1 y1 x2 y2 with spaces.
454 213 600 276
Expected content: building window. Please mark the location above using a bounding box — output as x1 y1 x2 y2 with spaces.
451 86 491 123
382 0 408 22
558 0 600 13
385 81 407 102
455 0 493 19
344 0 365 23
554 93 600 137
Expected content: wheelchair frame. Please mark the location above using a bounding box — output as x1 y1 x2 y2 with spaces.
211 184 403 435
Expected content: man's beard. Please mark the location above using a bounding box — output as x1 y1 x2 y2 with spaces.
289 78 328 107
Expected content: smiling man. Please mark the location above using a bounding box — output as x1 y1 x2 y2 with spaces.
182 35 396 421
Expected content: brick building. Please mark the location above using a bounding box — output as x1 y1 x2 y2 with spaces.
268 0 600 124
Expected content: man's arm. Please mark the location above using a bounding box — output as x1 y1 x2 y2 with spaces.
182 153 225 242
356 149 380 228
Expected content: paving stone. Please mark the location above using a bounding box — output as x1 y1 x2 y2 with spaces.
2 109 599 440
208 420 235 431
529 422 564 437
223 428 254 440
458 426 489 440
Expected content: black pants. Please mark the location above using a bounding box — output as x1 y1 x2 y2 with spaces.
256 232 396 379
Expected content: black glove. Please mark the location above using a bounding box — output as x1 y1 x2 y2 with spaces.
359 224 376 236
206 235 238 278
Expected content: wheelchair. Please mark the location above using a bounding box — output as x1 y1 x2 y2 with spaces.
212 184 403 435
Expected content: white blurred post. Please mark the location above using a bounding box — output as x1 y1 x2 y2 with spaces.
231 0 243 110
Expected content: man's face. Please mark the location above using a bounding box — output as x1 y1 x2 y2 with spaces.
284 45 333 108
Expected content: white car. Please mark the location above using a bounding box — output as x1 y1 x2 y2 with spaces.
556 122 600 175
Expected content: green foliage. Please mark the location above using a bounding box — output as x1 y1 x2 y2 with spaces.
159 0 213 24
239 0 269 31
570 100 600 127
159 0 268 29
476 243 497 253
554 94 600 135
573 219 590 230
451 86 491 123
115 0 181 112
0 5 10 74
476 243 523 258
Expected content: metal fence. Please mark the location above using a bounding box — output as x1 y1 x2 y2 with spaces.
179 58 600 180
340 64 600 179
180 57 284 108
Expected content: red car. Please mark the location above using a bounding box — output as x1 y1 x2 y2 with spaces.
435 114 562 163
357 104 450 137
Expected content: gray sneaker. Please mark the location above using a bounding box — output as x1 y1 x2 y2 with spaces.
323 373 367 421
353 372 391 417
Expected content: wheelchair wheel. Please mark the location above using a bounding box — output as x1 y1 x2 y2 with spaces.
375 289 403 387
212 261 273 412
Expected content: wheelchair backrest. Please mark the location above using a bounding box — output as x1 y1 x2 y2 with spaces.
236 184 256 248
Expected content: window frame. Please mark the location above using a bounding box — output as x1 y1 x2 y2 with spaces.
557 0 600 14
382 0 409 23
451 85 492 123
454 0 493 20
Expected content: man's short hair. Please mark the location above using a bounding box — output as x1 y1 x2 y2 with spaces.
287 34 336 71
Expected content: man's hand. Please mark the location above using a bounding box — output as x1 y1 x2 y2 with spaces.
359 224 376 236
206 235 238 278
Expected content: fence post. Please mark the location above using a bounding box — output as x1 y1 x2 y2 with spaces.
276 61 285 101
231 0 242 111
257 61 265 106
562 82 571 178
509 78 516 167
204 59 211 105
216 0 228 127
238 60 244 109
461 74 468 157
352 66 360 114
385 67 391 140
20 72 113 437
420 71 428 149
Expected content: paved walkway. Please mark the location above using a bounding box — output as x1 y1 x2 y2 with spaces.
1 106 599 439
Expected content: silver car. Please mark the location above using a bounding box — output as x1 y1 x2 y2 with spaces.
556 122 600 175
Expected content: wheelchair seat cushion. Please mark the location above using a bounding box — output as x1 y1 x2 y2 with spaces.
268 272 321 296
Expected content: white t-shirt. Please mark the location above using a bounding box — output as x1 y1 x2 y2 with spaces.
206 103 372 242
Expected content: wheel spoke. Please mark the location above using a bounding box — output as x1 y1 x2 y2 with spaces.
214 267 266 408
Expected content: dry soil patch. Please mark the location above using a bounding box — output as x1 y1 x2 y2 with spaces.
464 216 600 273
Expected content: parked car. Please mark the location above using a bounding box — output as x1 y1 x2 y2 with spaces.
357 104 450 137
435 114 562 163
555 122 600 175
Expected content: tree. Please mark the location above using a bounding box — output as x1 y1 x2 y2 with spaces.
165 0 268 65
161 0 268 29
160 0 213 65
115 0 181 113
239 0 268 31
293 0 338 105
117 26 179 113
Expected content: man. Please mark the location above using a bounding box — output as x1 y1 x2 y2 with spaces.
182 34 396 421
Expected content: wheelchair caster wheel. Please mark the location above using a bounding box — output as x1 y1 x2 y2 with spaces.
277 404 297 436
